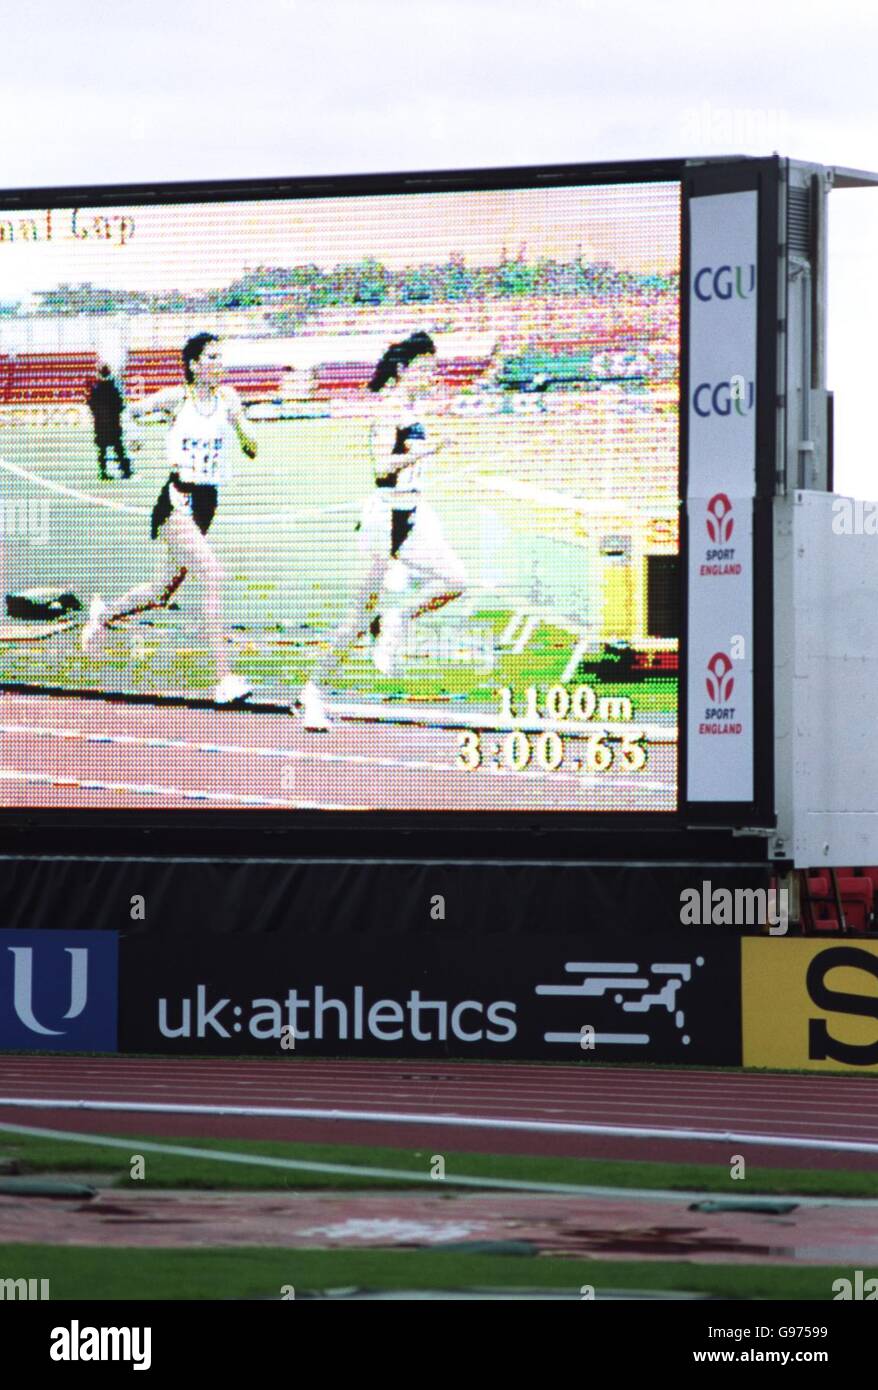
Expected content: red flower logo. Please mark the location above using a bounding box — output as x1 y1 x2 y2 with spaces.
706 651 734 702
706 493 734 543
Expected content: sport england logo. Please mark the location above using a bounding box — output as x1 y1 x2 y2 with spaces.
700 495 741 576
700 652 741 737
706 493 734 544
706 651 734 703
0 932 118 1051
693 377 755 417
694 264 756 302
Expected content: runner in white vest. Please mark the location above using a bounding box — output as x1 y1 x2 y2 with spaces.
80 333 257 705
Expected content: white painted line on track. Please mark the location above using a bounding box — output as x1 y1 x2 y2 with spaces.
0 720 454 777
0 768 363 811
6 1080 874 1130
5 1074 874 1118
1 1097 876 1154
0 718 674 791
2 1119 876 1207
0 455 359 525
6 1082 875 1135
0 1119 633 1197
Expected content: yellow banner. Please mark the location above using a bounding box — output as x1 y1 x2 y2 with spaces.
742 939 878 1071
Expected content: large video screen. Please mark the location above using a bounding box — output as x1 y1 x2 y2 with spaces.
0 177 680 814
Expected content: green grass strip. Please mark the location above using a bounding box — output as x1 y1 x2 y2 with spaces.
1 1126 876 1199
0 1245 848 1301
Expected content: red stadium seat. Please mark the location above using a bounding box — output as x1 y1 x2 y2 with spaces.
812 910 841 933
805 874 873 933
224 366 285 400
6 351 100 403
123 348 183 398
857 867 878 899
312 362 373 398
839 876 873 933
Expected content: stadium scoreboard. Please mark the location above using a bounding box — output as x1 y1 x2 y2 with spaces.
1 154 872 859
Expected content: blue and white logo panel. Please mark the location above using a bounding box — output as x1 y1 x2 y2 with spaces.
0 931 118 1051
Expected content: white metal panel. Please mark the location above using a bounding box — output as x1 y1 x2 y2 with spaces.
778 491 878 865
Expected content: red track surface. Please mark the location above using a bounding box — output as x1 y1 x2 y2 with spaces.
6 1188 877 1263
1 1056 877 1172
0 691 674 812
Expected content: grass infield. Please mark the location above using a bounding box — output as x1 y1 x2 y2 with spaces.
2 1129 876 1199
0 1243 848 1300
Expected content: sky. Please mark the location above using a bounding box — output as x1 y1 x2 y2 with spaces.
0 0 875 492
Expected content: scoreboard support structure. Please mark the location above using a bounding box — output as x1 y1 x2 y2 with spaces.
683 155 878 872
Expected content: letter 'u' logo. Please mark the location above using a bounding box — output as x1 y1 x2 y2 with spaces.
706 493 734 543
706 651 734 703
8 947 89 1035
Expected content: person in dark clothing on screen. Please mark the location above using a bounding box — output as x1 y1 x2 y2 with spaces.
88 365 132 480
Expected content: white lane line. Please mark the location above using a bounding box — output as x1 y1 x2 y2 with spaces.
1 1098 876 1154
3 1078 872 1134
0 1120 596 1196
2 1119 876 1208
0 769 364 811
0 455 358 525
4 1074 875 1121
0 720 453 777
6 1082 876 1136
0 455 151 515
332 701 677 742
0 718 675 790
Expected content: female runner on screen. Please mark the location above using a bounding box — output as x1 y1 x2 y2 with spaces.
80 332 258 705
298 330 467 731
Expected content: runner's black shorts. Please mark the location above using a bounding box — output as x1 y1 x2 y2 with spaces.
151 474 218 541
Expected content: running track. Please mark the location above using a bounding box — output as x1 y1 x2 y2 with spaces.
1 1057 877 1173
0 691 674 812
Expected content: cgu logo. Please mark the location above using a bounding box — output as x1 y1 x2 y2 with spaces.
5 946 89 1036
693 378 755 418
706 493 734 543
807 947 878 1067
694 263 756 301
706 652 734 703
